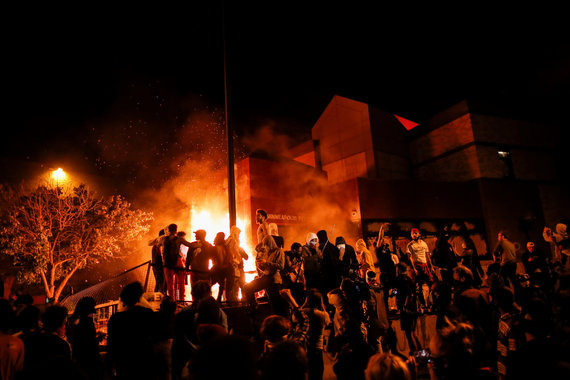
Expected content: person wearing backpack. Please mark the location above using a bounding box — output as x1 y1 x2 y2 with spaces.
162 224 193 301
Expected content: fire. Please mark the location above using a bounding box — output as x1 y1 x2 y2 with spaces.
179 207 258 302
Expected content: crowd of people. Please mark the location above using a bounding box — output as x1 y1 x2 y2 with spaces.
1 211 570 380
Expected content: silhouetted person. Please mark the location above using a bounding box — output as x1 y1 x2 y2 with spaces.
393 262 421 354
451 265 495 371
172 281 212 380
336 236 359 278
461 232 484 288
300 289 330 380
327 279 375 380
260 340 309 380
318 229 342 294
23 304 72 378
14 303 40 341
428 321 496 380
151 229 167 293
364 352 412 380
185 335 257 380
106 281 157 379
212 231 233 303
66 297 102 380
433 225 458 284
226 225 249 303
162 224 193 301
154 296 177 380
494 231 517 287
0 299 24 380
194 296 228 345
302 232 323 293
185 229 213 286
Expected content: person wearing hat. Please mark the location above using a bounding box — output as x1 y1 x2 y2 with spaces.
335 236 358 279
185 229 214 287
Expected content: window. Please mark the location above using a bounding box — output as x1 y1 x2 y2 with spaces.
497 148 514 178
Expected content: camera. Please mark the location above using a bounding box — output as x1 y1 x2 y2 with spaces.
285 250 303 265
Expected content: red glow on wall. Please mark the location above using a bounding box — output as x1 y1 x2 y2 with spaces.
394 114 419 130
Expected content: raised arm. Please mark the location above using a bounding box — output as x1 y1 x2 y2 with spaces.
239 247 249 261
376 222 391 248
179 237 193 248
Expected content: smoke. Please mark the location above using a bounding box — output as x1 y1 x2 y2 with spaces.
237 124 361 249
240 123 295 157
83 87 361 271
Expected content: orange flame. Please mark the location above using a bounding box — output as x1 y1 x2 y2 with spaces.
180 207 257 302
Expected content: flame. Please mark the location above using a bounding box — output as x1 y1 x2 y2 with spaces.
180 207 258 302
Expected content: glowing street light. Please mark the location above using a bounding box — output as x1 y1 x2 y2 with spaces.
51 168 66 181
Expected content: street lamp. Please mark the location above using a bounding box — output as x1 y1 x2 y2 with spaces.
51 168 66 182
50 168 68 194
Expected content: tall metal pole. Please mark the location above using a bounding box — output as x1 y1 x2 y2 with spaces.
223 1 237 228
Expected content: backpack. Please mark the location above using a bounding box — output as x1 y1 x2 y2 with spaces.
163 236 180 269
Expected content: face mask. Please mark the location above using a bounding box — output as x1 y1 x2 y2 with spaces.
337 244 345 249
309 240 317 247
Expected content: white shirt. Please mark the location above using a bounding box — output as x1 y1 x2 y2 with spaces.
407 239 430 264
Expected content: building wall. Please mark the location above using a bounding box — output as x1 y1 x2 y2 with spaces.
410 110 559 183
470 114 559 181
510 148 558 181
413 145 482 181
374 151 411 180
323 152 367 184
477 179 548 255
312 96 376 179
475 145 510 179
357 178 483 220
368 107 413 180
410 113 475 165
471 114 557 148
539 184 570 228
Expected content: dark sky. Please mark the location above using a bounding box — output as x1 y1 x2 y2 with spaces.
3 3 569 190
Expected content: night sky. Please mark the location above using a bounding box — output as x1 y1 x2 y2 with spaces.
3 3 569 193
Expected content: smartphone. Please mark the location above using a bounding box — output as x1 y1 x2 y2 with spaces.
413 349 432 365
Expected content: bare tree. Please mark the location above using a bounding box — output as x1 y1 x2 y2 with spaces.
0 184 153 302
